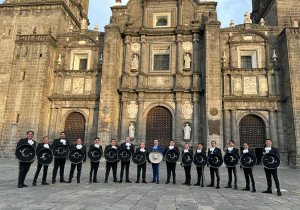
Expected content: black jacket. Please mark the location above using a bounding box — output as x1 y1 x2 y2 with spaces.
163 146 180 156
225 147 240 159
241 148 255 156
52 138 70 148
182 148 194 156
16 138 37 149
195 149 206 156
207 147 222 157
36 143 52 153
89 144 103 152
104 144 119 152
119 142 135 155
262 147 280 158
135 147 149 159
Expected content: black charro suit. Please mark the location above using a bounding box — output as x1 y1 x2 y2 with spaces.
119 142 135 182
164 146 180 183
89 144 103 182
52 138 71 183
33 143 51 185
207 147 222 187
104 145 119 182
225 147 240 188
194 149 206 186
68 144 86 183
241 148 256 191
135 147 149 182
182 149 193 185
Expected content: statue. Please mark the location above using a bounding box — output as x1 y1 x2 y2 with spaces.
129 123 135 139
183 124 191 140
131 54 139 70
184 53 191 69
81 18 88 30
244 12 252 24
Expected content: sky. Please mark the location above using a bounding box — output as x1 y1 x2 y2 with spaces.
0 0 252 31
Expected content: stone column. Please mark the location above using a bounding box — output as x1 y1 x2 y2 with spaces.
193 34 199 74
120 97 128 141
136 93 145 144
277 108 286 162
269 110 279 147
124 35 131 73
176 35 183 74
267 70 275 96
175 93 182 143
177 0 183 26
140 35 147 74
223 110 231 144
230 110 237 142
192 92 200 146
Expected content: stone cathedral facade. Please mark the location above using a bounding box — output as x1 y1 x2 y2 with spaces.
0 0 299 168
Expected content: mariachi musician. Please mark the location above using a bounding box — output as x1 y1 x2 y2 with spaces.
32 136 51 186
181 143 193 186
241 142 256 192
104 139 119 183
67 138 86 183
52 131 70 184
149 139 164 184
135 142 148 183
119 137 135 183
207 141 222 189
16 131 37 188
224 140 240 190
89 137 102 183
194 143 206 187
262 139 282 196
164 140 180 184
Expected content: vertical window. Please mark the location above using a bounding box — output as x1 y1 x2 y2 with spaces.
79 59 88 70
152 48 170 71
241 56 252 68
73 54 89 70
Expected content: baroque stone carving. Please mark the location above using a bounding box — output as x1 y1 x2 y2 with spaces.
244 77 257 95
259 76 268 96
127 101 138 119
72 78 84 94
182 42 192 52
131 43 140 53
208 120 220 135
183 53 191 70
128 123 135 139
156 77 164 87
182 101 193 119
233 76 242 95
210 108 218 116
183 123 192 140
64 79 72 92
130 54 139 71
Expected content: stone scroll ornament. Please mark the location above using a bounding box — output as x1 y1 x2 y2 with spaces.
127 101 138 119
182 101 193 119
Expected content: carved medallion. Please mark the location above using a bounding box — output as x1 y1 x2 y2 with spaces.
127 101 138 119
210 108 218 116
156 77 164 87
182 42 192 52
131 43 140 54
182 101 193 119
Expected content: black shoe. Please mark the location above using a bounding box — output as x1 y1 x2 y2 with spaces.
89 180 92 183
126 180 132 183
207 184 214 187
77 180 80 184
18 185 23 188
186 183 191 186
156 181 159 184
182 182 187 185
41 182 49 185
52 180 56 184
234 186 238 190
252 188 256 193
277 191 282 196
113 179 118 182
67 180 72 183
165 181 170 184
151 180 156 183
216 185 220 189
262 190 272 194
32 182 37 186
201 184 204 187
93 180 99 183
225 185 231 188
22 184 28 187
173 181 176 184
142 180 147 184
136 180 140 183
242 188 250 191
60 180 66 183
119 180 123 183
194 183 200 186
104 179 108 183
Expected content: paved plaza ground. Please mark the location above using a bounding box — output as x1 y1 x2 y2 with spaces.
0 158 299 210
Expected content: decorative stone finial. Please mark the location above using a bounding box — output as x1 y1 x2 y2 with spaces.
81 18 88 30
115 0 122 6
94 25 99 31
57 54 62 66
260 18 265 26
230 20 235 27
292 20 299 28
244 12 252 24
221 51 227 62
272 50 278 62
33 27 37 34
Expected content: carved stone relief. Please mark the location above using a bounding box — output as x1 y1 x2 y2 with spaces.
85 77 92 92
259 76 268 96
127 101 138 119
233 76 242 95
182 42 192 52
131 43 140 54
208 120 220 135
182 101 193 119
72 78 84 94
64 78 72 92
243 76 257 95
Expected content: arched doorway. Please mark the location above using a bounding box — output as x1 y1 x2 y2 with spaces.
146 106 172 147
64 112 86 144
239 115 266 164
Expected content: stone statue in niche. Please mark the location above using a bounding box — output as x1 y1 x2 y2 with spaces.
183 53 191 69
183 123 192 140
131 54 139 70
128 123 135 139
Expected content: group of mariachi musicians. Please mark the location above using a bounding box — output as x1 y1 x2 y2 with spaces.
16 131 282 196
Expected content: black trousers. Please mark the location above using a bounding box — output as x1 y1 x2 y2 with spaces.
90 161 100 181
264 168 280 192
137 162 146 181
166 162 176 182
243 167 255 189
227 166 237 186
209 167 220 186
196 167 204 185
52 158 66 181
105 161 118 180
184 165 191 183
18 162 32 186
33 162 48 183
69 163 82 181
120 161 130 181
